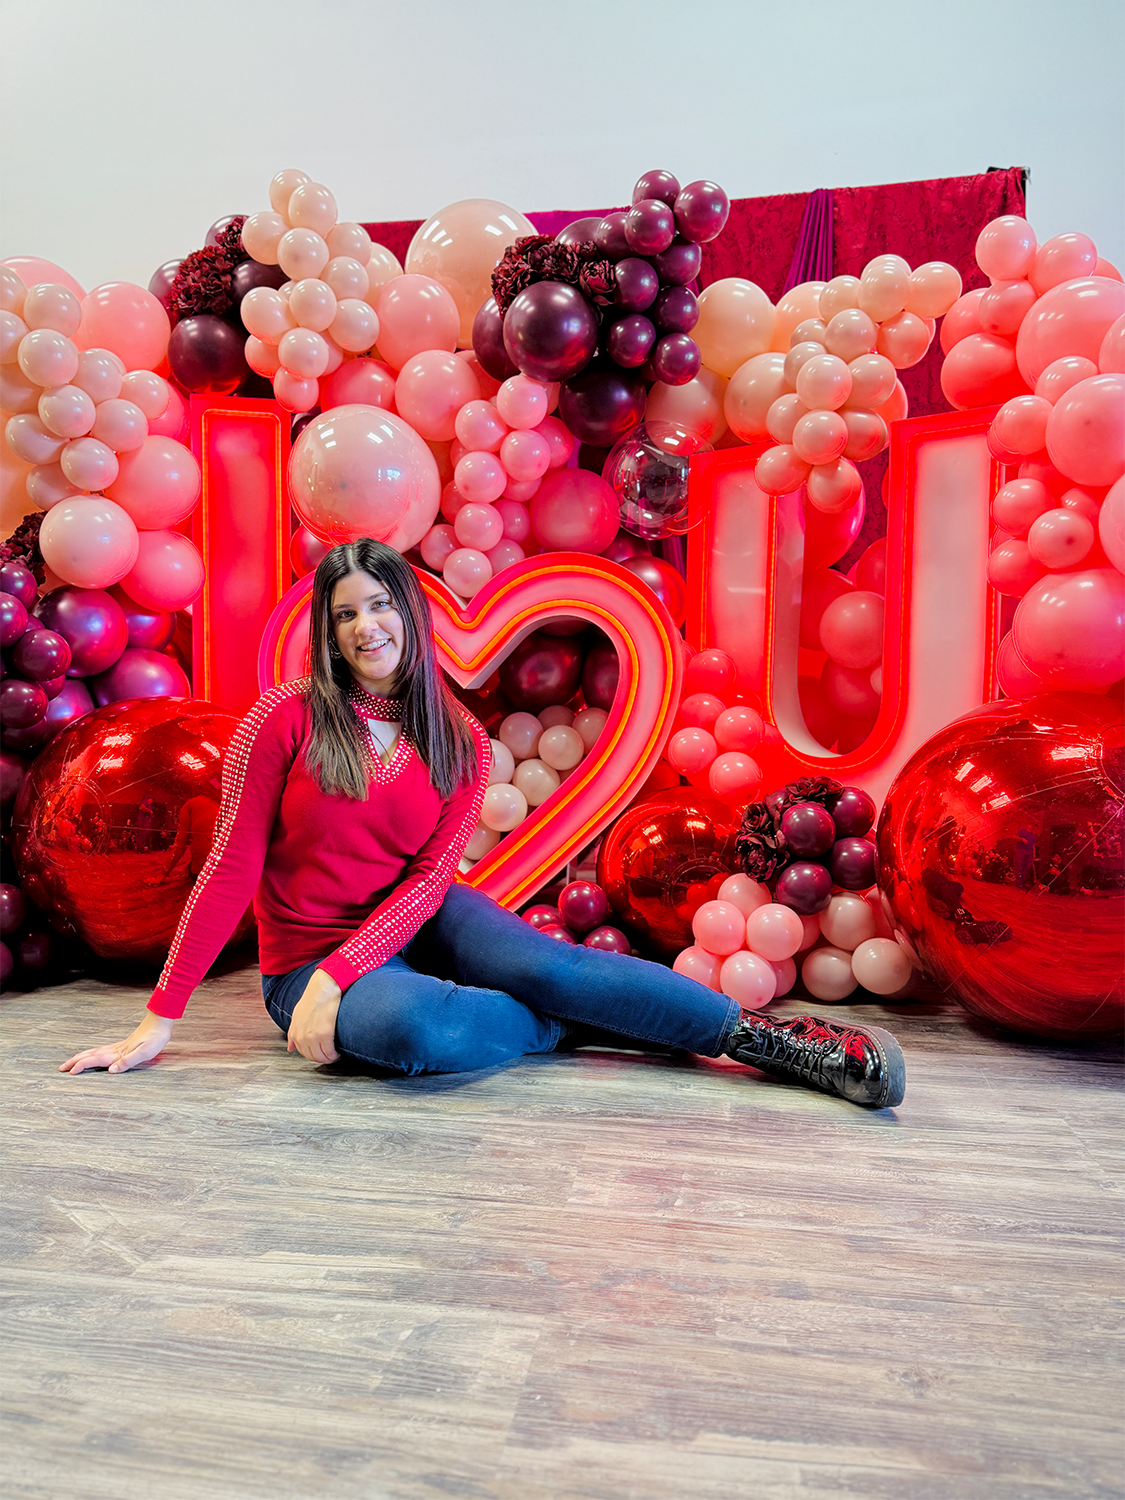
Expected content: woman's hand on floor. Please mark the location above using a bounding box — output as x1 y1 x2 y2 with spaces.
60 1010 175 1075
287 968 343 1065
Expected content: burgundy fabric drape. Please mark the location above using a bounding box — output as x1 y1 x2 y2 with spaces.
782 188 834 293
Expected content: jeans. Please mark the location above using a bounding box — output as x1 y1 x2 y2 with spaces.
261 883 741 1076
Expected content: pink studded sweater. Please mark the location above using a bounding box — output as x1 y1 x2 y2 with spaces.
147 677 490 1020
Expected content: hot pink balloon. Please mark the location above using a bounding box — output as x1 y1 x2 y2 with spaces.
975 217 1037 282
1045 373 1125 486
455 400 508 452
990 395 1052 459
1015 277 1125 388
691 899 746 957
374 275 459 371
453 502 503 551
499 428 550 481
529 468 618 553
1 256 85 301
987 538 1046 596
38 497 139 588
119 529 205 611
1029 233 1098 295
718 950 777 1006
393 350 480 441
106 435 201 528
1026 508 1095 570
819 589 884 668
319 357 396 412
1012 567 1125 689
1099 476 1124 572
496 375 549 430
76 283 170 371
672 946 722 990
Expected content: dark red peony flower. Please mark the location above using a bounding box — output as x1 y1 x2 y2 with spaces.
775 776 844 817
735 800 789 883
167 218 250 325
0 511 45 580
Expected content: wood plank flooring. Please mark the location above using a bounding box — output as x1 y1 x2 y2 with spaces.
1 964 1122 1499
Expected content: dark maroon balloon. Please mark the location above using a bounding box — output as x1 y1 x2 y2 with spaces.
16 928 52 974
0 679 48 729
42 675 65 700
621 556 687 625
90 648 190 708
558 880 609 933
148 259 182 311
832 785 876 838
582 638 620 710
651 334 701 386
625 200 676 257
498 630 584 711
599 530 652 564
583 924 631 953
830 836 876 890
472 297 520 382
555 216 604 247
654 287 699 334
674 181 731 244
559 362 646 447
607 314 656 369
780 802 837 858
0 748 27 808
231 258 288 301
290 409 321 443
632 170 681 207
503 282 599 384
593 213 631 260
205 215 245 248
0 592 27 647
0 941 11 985
168 314 249 395
774 860 834 914
1 678 94 753
538 924 577 945
523 904 562 930
0 561 37 608
0 882 26 936
35 587 127 676
613 258 660 312
107 584 175 651
652 239 702 287
9 626 70 681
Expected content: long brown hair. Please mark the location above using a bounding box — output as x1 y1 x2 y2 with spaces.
304 539 479 800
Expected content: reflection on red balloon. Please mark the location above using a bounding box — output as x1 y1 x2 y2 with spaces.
11 698 254 963
877 693 1123 1038
622 553 687 627
498 630 584 711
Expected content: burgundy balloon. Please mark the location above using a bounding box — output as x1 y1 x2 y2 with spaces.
652 239 703 287
830 836 877 890
205 215 245 247
555 217 604 248
16 929 52 975
107 584 176 651
289 526 331 579
472 297 520 382
654 287 699 334
168 314 249 395
1 678 93 752
582 638 619 710
621 555 687 626
503 282 599 384
0 592 27 647
90 648 191 708
539 924 577 945
625 200 676 257
606 314 656 369
832 785 876 838
0 561 37 608
0 748 27 808
231 258 288 301
0 882 26 936
43 675 65 700
9 627 71 682
35 587 128 676
0 679 48 729
559 362 646 447
674 181 731 244
780 802 837 858
651 334 701 386
147 259 182 311
583 924 631 953
613 258 660 313
600 531 652 564
498 630 584 711
632 170 681 207
774 860 834 914
523 903 562 930
0 942 11 984
593 213 632 260
558 880 609 933
290 409 321 443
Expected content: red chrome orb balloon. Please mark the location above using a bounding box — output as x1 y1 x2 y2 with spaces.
11 697 251 963
877 693 1124 1039
597 786 741 958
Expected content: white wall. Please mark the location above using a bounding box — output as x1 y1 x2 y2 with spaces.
2 0 1121 291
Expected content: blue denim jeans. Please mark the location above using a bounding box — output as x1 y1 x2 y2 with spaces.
262 883 741 1075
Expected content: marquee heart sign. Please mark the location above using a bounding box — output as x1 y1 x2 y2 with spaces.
258 552 684 908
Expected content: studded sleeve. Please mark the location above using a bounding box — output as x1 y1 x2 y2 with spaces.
147 683 306 1020
315 718 491 993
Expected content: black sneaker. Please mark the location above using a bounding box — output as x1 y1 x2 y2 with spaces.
725 1012 906 1109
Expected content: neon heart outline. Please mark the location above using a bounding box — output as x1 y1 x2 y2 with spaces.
259 552 683 908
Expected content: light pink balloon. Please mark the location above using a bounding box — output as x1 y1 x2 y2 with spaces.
754 444 810 496
708 751 763 804
529 468 618 553
990 395 1052 458
1029 233 1098 295
995 630 1049 696
455 450 506 503
0 365 39 415
978 279 1038 338
976 217 1037 281
118 529 204 611
494 498 531 542
60 435 118 490
453 502 503 551
1015 276 1125 388
876 311 932 369
38 495 139 588
5 412 65 464
538 724 584 771
119 370 170 420
440 480 471 522
745 902 804 961
906 261 962 319
857 255 911 321
792 409 847 465
503 475 541 503
364 244 406 301
988 538 1046 596
795 353 852 410
766 394 808 444
1045 373 1125 486
322 255 370 301
823 659 880 718
715 873 770 920
939 289 987 353
767 956 797 997
496 375 549 430
851 938 912 995
819 276 861 322
672 945 723 989
0 267 25 316
22 283 82 338
819 590 884 668
241 210 289 265
723 351 788 441
500 428 551 481
498 711 542 760
1098 476 1124 572
374 275 460 371
241 288 296 345
1 256 85 300
1012 566 1125 689
38 384 96 439
394 350 480 441
26 462 81 509
287 182 338 236
71 349 122 403
278 328 330 380
1100 315 1125 374
319 358 396 412
513 757 561 807
245 336 281 377
76 283 169 371
272 371 319 413
91 397 149 452
818 893 877 952
841 409 887 462
455 400 508 453
1035 355 1099 404
843 353 897 411
18 328 79 388
329 299 379 355
783 340 827 389
790 318 827 349
419 522 458 571
718 950 777 1006
823 308 877 362
486 539 526 573
573 706 608 751
645 367 728 444
287 278 337 332
691 898 746 957
1026 508 1095 570
277 229 330 281
0 309 27 363
800 946 858 1002
106 435 201 528
806 457 863 515
443 546 492 598
992 478 1054 537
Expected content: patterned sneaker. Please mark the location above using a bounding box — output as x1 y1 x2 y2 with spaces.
724 1012 906 1108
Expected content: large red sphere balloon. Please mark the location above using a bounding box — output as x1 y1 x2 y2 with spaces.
11 698 253 963
597 787 741 957
498 630 584 711
877 693 1123 1038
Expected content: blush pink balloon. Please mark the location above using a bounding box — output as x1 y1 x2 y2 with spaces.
328 299 379 355
419 522 458 571
823 308 877 362
76 283 169 371
766 394 808 444
988 538 1046 596
1035 355 1099 404
60 436 118 491
374 275 459 371
723 351 788 441
806 457 863 515
823 660 881 718
119 370 170 420
394 350 480 441
453 502 503 551
1026 508 1095 570
91 397 148 451
666 726 718 776
691 898 747 957
1 256 85 300
941 333 1028 409
990 395 1052 458
1045 373 1125 486
876 311 933 369
455 400 508 452
1029 234 1098 295
754 444 811 496
992 478 1054 537
842 353 897 411
714 706 763 752
106 435 201 528
25 462 81 509
1012 567 1125 689
22 283 82 337
18 328 79 387
529 468 618 553
716 873 771 917
273 370 320 414
819 590 884 668
975 217 1037 281
119 529 204 611
745 902 804 960
146 385 188 442
718 950 777 1006
858 255 911 322
5 412 65 464
939 289 987 353
38 496 139 588
494 498 531 542
454 451 506 503
791 409 847 465
1100 315 1125 373
278 328 330 380
905 262 962 319
1098 476 1124 572
319 358 396 412
841 409 887 462
995 630 1049 696
486 539 525 573
977 279 1038 338
496 375 549 430
767 956 798 997
1015 277 1125 388
707 751 762 803
673 945 723 989
443 546 492 598
72 348 123 403
500 428 551 481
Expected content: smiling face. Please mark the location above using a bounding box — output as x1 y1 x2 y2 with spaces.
330 570 406 697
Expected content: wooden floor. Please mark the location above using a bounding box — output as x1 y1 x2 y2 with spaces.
1 964 1122 1500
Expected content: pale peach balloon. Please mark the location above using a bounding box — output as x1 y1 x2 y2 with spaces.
858 255 912 322
0 310 27 363
843 353 897 411
819 893 877 951
851 937 912 994
38 384 96 439
513 757 561 806
287 182 338 237
0 365 41 415
273 369 320 413
818 275 861 323
481 781 529 833
573 705 608 750
745 902 804 961
465 822 502 860
60 435 118 490
245 336 282 377
365 244 405 301
800 945 857 1001
766 393 808 444
538 723 584 771
25 462 80 509
841 409 887 462
795 353 852 410
906 261 962 319
875 380 909 427
824 308 878 362
321 335 344 378
723 351 787 440
375 275 460 370
119 370 170 420
876 311 933 369
755 444 811 495
646 366 728 443
406 199 536 348
326 223 372 263
0 266 27 315
268 169 310 216
277 228 330 281
694 278 776 377
792 409 848 465
2 256 84 301
806 456 863 514
91 397 148 452
718 950 776 1006
790 318 827 348
39 495 138 588
278 328 330 380
322 256 369 302
498 710 543 760
242 210 289 265
770 282 827 352
672 946 722 990
329 299 379 354
22 284 82 337
783 340 827 389
539 705 575 729
72 348 123 403
5 413 66 465
18 329 79 388
487 737 516 784
716 873 771 917
288 278 337 332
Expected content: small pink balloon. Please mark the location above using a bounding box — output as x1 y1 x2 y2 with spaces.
1100 315 1125 374
1016 276 1125 388
278 327 330 379
1034 355 1099 405
533 414 574 468
767 956 798 997
1026 508 1095 570
766 394 808 444
22 283 82 338
495 498 531 542
5 412 66 465
857 255 911 321
395 350 481 441
939 289 987 354
843 353 896 411
480 781 528 833
503 476 541 503
119 370 170 420
995 630 1049 697
0 364 39 414
119 529 204 611
791 409 847 465
941 333 1027 410
823 660 881 718
851 938 913 995
241 287 296 345
106 435 201 528
242 209 289 264
496 375 548 430
322 255 370 301
822 308 878 362
716 873 771 917
71 348 123 403
794 353 852 410
754 444 811 496
988 538 1046 596
976 217 1037 281
707 751 762 803
905 261 962 319
25 462 81 509
38 496 139 588
146 385 188 442
1029 233 1098 295
783 340 827 389
841 409 887 462
990 395 1052 458
1012 566 1125 689
875 311 933 369
1096 259 1124 284
1059 486 1103 524
287 182 338 237
439 481 471 522
992 479 1054 537
453 502 503 551
801 946 858 1002
76 283 169 371
18 328 79 388
374 274 459 371
538 724 584 771
420 523 458 571
691 898 746 958
442 546 492 598
286 277 337 332
277 229 330 282
60 435 119 490
806 456 863 515
1098 476 1124 572
572 706 607 750
486 539 526 573
90 397 148 452
673 945 723 989
718 950 777 1006
714 706 763 753
818 893 877 952
454 450 506 504
498 711 542 760
499 428 551 481
978 278 1038 339
666 726 718 776
328 299 379 355
455 399 508 453
319 357 396 412
745 902 804 961
37 384 96 439
1045 373 1125 487
273 369 320 414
